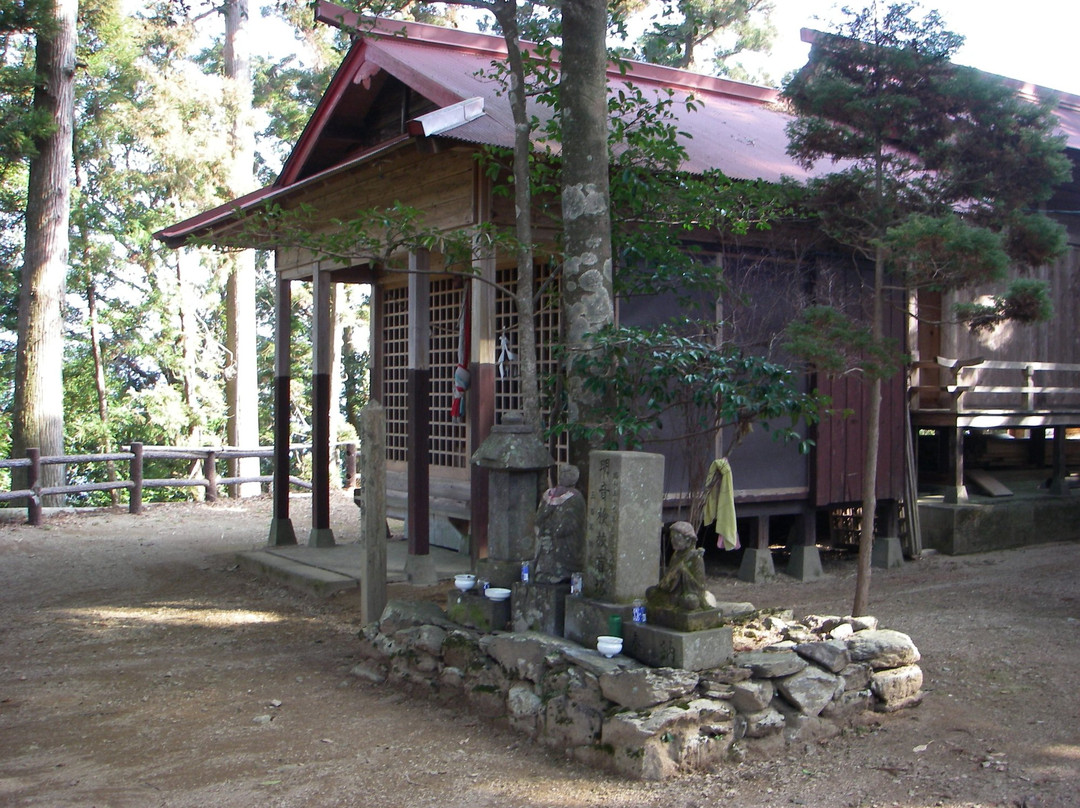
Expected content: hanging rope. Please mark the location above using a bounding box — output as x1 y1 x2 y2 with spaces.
451 283 471 421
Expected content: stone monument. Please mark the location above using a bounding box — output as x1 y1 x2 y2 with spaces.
584 450 664 601
511 465 585 635
471 412 554 587
532 464 586 583
564 450 664 647
644 521 722 632
626 521 734 671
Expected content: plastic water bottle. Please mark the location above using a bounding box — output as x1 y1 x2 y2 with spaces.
570 572 583 597
521 560 530 583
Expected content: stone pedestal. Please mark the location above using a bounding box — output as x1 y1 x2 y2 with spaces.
511 582 570 635
564 597 635 647
624 622 734 671
405 553 436 585
475 558 525 589
268 518 297 547
446 590 511 633
738 547 775 582
585 451 664 602
649 607 723 632
872 536 904 569
787 544 825 581
308 527 336 548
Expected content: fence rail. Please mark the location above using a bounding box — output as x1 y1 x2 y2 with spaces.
910 356 1080 419
0 441 358 526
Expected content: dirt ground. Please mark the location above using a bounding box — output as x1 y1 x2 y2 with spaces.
1 493 1078 808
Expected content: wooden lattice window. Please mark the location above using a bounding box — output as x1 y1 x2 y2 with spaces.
428 277 468 470
495 264 569 464
382 285 409 463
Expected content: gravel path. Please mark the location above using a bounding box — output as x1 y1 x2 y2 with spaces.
1 495 1077 807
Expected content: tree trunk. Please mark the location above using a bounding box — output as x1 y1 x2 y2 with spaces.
12 0 78 507
492 0 540 432
559 0 615 491
853 244 886 617
86 275 119 506
223 0 261 496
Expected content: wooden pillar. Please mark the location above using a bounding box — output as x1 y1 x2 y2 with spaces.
1028 427 1046 467
309 269 335 547
269 276 297 545
405 250 435 583
1050 426 1069 496
944 425 968 504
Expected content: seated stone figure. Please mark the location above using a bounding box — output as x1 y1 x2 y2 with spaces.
647 521 718 612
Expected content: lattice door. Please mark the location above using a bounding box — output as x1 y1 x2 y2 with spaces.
381 285 409 464
428 278 468 470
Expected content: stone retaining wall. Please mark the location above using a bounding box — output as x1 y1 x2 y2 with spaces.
352 601 924 780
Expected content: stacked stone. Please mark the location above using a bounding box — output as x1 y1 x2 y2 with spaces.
351 602 923 781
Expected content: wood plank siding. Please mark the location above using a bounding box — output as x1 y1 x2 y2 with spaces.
276 146 480 276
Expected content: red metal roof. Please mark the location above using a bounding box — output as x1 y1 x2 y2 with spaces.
157 7 1080 246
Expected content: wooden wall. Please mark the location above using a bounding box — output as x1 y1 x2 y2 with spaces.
812 291 908 508
275 145 480 276
943 246 1080 368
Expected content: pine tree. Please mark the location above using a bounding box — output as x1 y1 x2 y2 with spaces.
783 2 1069 615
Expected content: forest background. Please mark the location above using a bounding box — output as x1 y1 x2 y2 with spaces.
1 0 789 503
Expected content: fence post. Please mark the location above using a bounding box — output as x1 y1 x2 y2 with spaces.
359 403 387 624
26 448 41 527
344 442 357 490
204 450 218 502
130 442 143 515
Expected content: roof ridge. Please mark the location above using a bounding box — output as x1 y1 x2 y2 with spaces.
316 1 779 105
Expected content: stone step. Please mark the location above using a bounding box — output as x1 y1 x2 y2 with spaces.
236 550 359 597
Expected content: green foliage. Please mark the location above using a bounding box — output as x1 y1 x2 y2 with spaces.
629 0 776 81
559 320 823 453
783 1 1067 347
953 278 1054 334
0 0 56 178
884 214 1008 290
785 305 902 381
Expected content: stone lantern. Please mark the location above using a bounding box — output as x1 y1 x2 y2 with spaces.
472 412 554 587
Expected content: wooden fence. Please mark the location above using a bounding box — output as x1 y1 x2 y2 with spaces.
0 441 358 527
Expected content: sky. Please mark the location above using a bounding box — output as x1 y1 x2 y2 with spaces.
250 1 1080 97
760 0 1080 96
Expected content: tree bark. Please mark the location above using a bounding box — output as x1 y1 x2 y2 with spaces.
223 0 261 496
559 0 615 490
491 0 540 432
13 0 78 507
853 244 886 617
86 275 119 506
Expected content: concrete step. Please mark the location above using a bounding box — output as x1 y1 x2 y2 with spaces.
237 550 359 597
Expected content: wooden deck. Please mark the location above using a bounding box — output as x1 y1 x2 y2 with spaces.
910 356 1080 501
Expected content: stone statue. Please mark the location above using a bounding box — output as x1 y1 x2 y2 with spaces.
532 465 585 584
646 521 718 612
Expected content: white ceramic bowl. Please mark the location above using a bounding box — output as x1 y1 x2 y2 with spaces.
454 574 476 592
596 635 623 658
485 587 512 602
